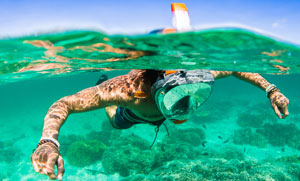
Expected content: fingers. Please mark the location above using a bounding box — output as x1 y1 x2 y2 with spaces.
281 105 289 119
48 173 57 180
45 154 58 180
31 155 41 172
272 103 282 119
31 153 45 173
57 155 65 180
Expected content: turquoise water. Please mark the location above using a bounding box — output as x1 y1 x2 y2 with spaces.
1 29 300 180
1 29 300 85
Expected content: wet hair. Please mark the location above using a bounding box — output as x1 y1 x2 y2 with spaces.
143 69 164 85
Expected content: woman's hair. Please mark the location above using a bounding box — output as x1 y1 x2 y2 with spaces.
143 69 164 85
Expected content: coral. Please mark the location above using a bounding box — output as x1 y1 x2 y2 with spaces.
86 130 121 146
128 157 295 180
149 160 205 181
213 146 244 160
0 147 23 164
86 120 122 146
59 121 121 156
257 123 300 149
59 134 85 156
102 127 206 177
0 137 25 164
150 127 206 169
128 159 253 180
233 122 300 150
102 135 154 177
236 112 265 128
277 155 300 163
152 141 201 170
99 125 300 180
0 143 23 180
66 139 107 167
193 159 249 179
110 134 149 150
165 127 206 147
232 128 268 148
287 163 300 179
0 172 7 180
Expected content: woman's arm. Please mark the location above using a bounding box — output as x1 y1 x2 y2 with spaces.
31 85 111 180
31 72 137 180
210 70 289 119
41 86 105 140
211 71 270 90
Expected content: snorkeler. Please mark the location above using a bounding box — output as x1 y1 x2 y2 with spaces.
31 69 289 180
30 3 290 180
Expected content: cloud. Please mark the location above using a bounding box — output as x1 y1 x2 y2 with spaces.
272 22 280 28
271 19 287 29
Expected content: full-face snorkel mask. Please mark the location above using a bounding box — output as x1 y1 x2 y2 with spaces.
152 70 214 121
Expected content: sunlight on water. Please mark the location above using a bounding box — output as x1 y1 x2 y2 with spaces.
0 29 300 180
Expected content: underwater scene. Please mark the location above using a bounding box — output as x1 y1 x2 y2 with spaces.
0 29 300 180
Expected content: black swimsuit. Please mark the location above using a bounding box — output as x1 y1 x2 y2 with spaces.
113 107 165 129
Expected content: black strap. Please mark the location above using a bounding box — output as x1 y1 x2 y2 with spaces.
123 108 168 149
162 123 169 137
150 126 160 149
149 122 169 149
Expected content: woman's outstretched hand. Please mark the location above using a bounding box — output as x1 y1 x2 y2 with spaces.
31 142 65 180
269 91 289 119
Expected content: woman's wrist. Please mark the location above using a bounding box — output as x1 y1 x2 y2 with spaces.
267 87 280 98
38 137 60 149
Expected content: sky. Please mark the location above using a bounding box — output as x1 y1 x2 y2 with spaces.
0 0 299 44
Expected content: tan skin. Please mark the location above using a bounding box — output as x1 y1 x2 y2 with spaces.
31 69 289 180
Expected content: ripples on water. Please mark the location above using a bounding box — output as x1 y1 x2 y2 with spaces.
0 28 300 84
0 29 300 180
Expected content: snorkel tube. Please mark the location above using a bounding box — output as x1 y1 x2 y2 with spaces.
149 3 191 34
171 3 191 32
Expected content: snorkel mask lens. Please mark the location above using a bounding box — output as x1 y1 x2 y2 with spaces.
172 96 191 114
155 82 212 120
